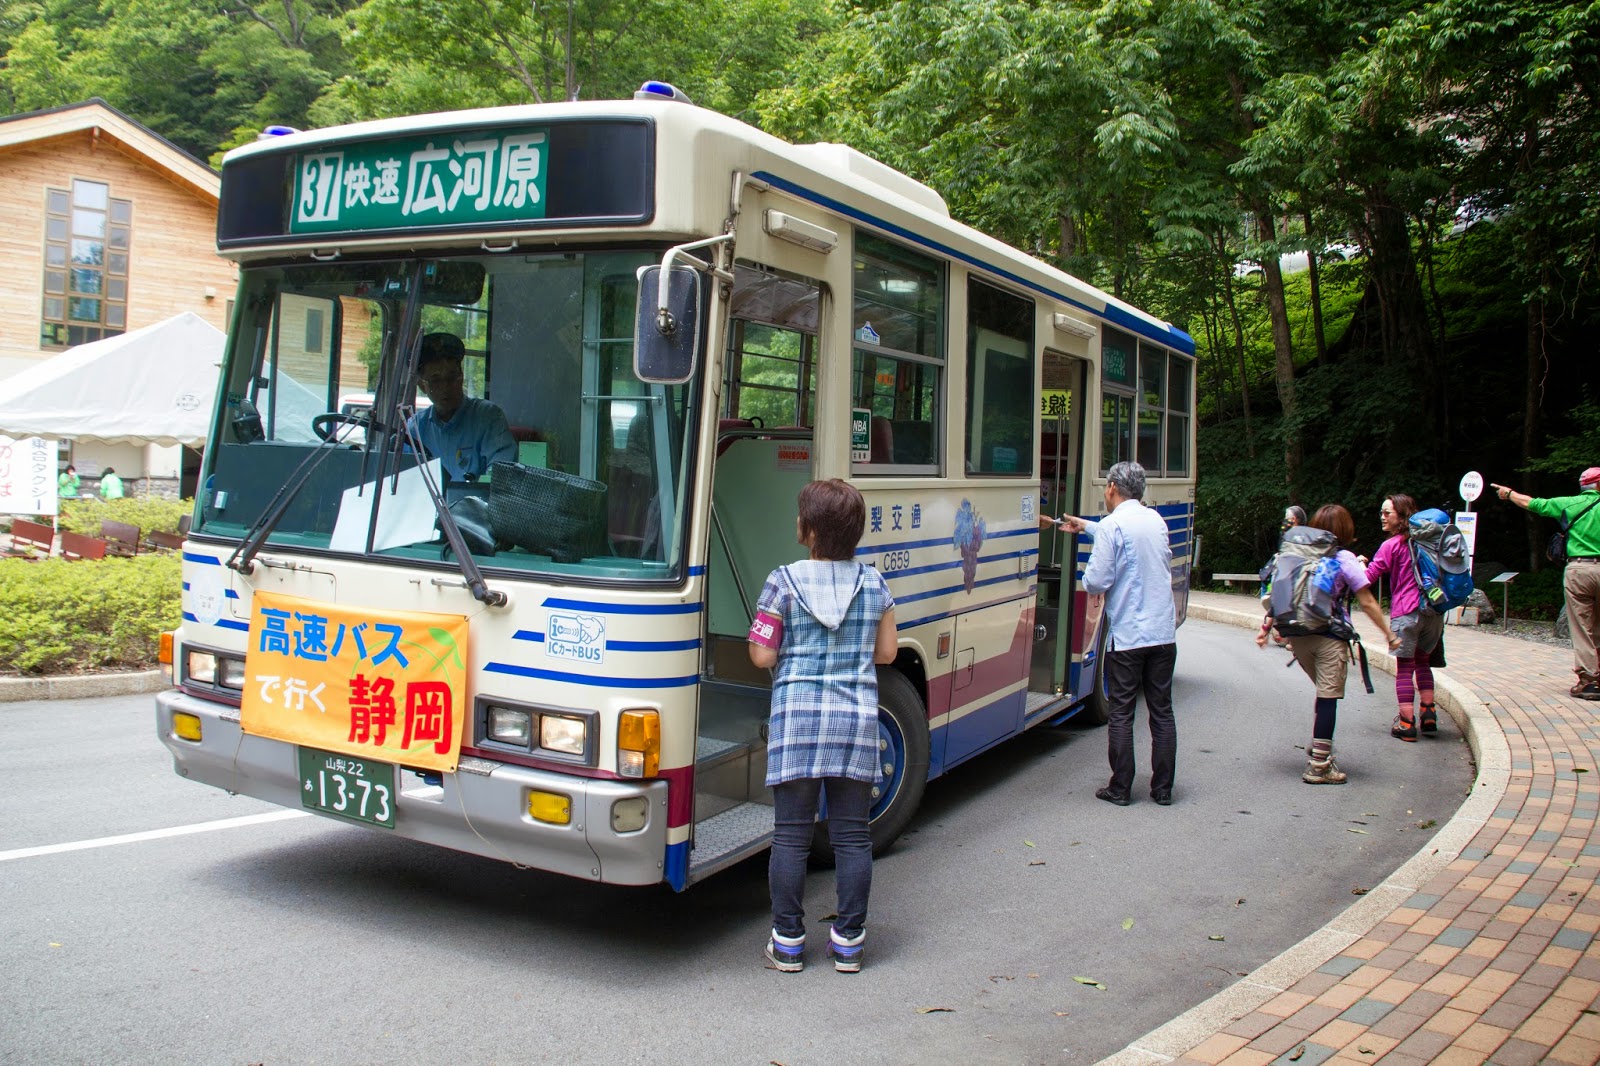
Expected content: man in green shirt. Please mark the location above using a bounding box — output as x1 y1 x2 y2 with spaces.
1493 467 1600 700
98 468 124 500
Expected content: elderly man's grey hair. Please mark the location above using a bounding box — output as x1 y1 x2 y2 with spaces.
1106 461 1147 501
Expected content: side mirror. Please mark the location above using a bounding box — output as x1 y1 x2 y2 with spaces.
634 264 702 384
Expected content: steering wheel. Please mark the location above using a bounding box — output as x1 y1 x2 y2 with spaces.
311 411 370 443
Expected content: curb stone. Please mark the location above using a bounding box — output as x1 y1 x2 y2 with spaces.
1094 598 1510 1066
0 669 167 704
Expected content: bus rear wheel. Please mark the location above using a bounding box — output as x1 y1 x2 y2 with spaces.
811 667 930 863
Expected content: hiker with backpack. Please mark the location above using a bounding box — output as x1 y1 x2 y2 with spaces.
1365 493 1447 741
1257 505 1400 783
1492 468 1600 701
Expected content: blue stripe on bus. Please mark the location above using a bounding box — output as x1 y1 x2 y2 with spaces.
687 565 707 576
184 552 222 565
483 662 698 688
513 630 699 653
878 545 1038 584
751 170 1195 356
181 583 240 598
665 840 689 892
183 612 250 631
539 598 702 615
856 523 1035 556
894 564 1037 607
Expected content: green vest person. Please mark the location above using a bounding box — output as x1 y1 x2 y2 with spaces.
58 465 80 498
99 468 124 500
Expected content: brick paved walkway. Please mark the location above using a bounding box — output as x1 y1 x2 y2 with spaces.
1102 591 1600 1066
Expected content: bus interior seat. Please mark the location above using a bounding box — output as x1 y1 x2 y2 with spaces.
870 416 894 463
609 413 657 557
717 418 756 456
890 419 934 465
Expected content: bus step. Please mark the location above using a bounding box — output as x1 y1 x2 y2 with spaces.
694 737 762 822
688 800 775 885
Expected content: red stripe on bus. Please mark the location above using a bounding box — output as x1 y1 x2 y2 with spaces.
924 609 1035 718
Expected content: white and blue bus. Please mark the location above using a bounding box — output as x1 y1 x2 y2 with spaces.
157 83 1196 890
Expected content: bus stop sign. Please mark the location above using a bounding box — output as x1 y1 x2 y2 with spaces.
1460 471 1483 504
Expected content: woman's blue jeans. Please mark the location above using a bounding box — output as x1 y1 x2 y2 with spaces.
769 777 873 940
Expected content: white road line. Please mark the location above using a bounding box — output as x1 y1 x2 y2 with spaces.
1 785 444 863
0 810 311 862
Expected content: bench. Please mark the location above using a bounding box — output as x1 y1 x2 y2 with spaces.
1212 572 1262 592
144 530 185 552
5 518 54 559
60 532 108 561
100 519 141 557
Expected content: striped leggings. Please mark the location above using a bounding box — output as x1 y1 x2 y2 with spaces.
1395 655 1434 712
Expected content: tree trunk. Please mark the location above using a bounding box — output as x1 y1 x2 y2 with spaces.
1303 207 1327 362
1523 296 1546 571
1218 236 1255 457
1257 205 1299 489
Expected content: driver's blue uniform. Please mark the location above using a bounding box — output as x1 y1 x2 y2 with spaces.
408 398 516 480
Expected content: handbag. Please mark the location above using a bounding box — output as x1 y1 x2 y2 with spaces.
1546 496 1600 563
487 461 607 562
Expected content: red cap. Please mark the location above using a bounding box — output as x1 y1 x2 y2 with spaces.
1582 467 1600 488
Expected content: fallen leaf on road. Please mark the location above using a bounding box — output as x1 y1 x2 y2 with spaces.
1417 819 1436 829
989 975 1015 983
1122 917 1135 931
1235 898 1246 906
1208 935 1225 941
915 1007 954 1014
1576 767 1589 774
1053 1011 1070 1017
1069 841 1082 847
1352 886 1369 895
1289 1044 1306 1061
1347 828 1369 835
1029 860 1047 866
1358 1045 1375 1055
1071 976 1107 989
1024 840 1035 847
49 943 61 948
1350 819 1368 825
1028 974 1040 979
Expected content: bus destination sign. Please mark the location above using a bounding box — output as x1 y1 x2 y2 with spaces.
290 128 551 234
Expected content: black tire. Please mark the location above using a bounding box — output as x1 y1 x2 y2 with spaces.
811 666 931 862
1078 619 1112 727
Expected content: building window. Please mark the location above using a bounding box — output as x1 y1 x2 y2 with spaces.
851 231 944 472
1100 326 1192 477
42 179 131 349
966 279 1035 475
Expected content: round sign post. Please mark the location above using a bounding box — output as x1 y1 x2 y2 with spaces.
1459 471 1483 511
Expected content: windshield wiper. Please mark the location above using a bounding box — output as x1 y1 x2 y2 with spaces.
391 413 506 608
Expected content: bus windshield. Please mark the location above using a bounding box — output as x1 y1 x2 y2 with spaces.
196 249 693 581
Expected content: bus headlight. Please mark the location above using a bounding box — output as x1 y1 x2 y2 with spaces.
187 650 218 684
617 709 660 778
539 714 587 756
218 657 247 691
487 706 533 747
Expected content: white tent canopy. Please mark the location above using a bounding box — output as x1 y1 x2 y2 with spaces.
0 312 224 448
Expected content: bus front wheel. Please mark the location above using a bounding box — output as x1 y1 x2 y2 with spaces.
811 666 930 862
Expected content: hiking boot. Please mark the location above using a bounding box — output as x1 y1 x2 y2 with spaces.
827 927 865 973
1303 757 1348 785
1391 714 1418 742
1419 702 1438 734
765 930 804 973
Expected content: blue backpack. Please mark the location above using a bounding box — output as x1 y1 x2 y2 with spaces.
1408 508 1473 613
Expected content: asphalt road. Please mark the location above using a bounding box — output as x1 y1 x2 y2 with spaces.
0 620 1474 1066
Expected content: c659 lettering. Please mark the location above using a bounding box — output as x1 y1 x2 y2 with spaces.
880 550 912 572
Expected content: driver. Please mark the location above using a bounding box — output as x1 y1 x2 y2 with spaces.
407 332 517 481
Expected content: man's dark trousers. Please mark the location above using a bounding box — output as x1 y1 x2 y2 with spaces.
1104 642 1178 798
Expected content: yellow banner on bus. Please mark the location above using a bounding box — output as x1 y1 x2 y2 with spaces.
239 591 470 773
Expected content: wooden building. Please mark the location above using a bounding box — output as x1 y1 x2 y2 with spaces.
0 99 237 495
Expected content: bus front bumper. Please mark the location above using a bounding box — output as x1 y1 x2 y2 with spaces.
156 689 670 886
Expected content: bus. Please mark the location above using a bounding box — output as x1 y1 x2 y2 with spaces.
157 82 1196 891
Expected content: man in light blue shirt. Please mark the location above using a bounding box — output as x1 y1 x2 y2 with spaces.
1053 461 1178 806
407 333 517 481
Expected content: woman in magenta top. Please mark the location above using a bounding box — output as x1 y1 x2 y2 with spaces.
1364 493 1443 740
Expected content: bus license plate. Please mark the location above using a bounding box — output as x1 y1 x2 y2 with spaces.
297 748 396 829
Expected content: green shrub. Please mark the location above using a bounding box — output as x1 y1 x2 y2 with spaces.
0 554 182 675
58 496 195 537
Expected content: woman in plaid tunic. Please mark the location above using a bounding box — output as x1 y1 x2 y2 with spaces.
749 479 897 973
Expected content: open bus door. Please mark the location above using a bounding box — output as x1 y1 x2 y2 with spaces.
1031 351 1088 700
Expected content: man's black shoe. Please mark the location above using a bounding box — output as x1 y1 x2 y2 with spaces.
1151 791 1172 806
1095 787 1131 806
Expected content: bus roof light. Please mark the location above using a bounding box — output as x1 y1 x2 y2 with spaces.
634 81 693 104
258 125 302 139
